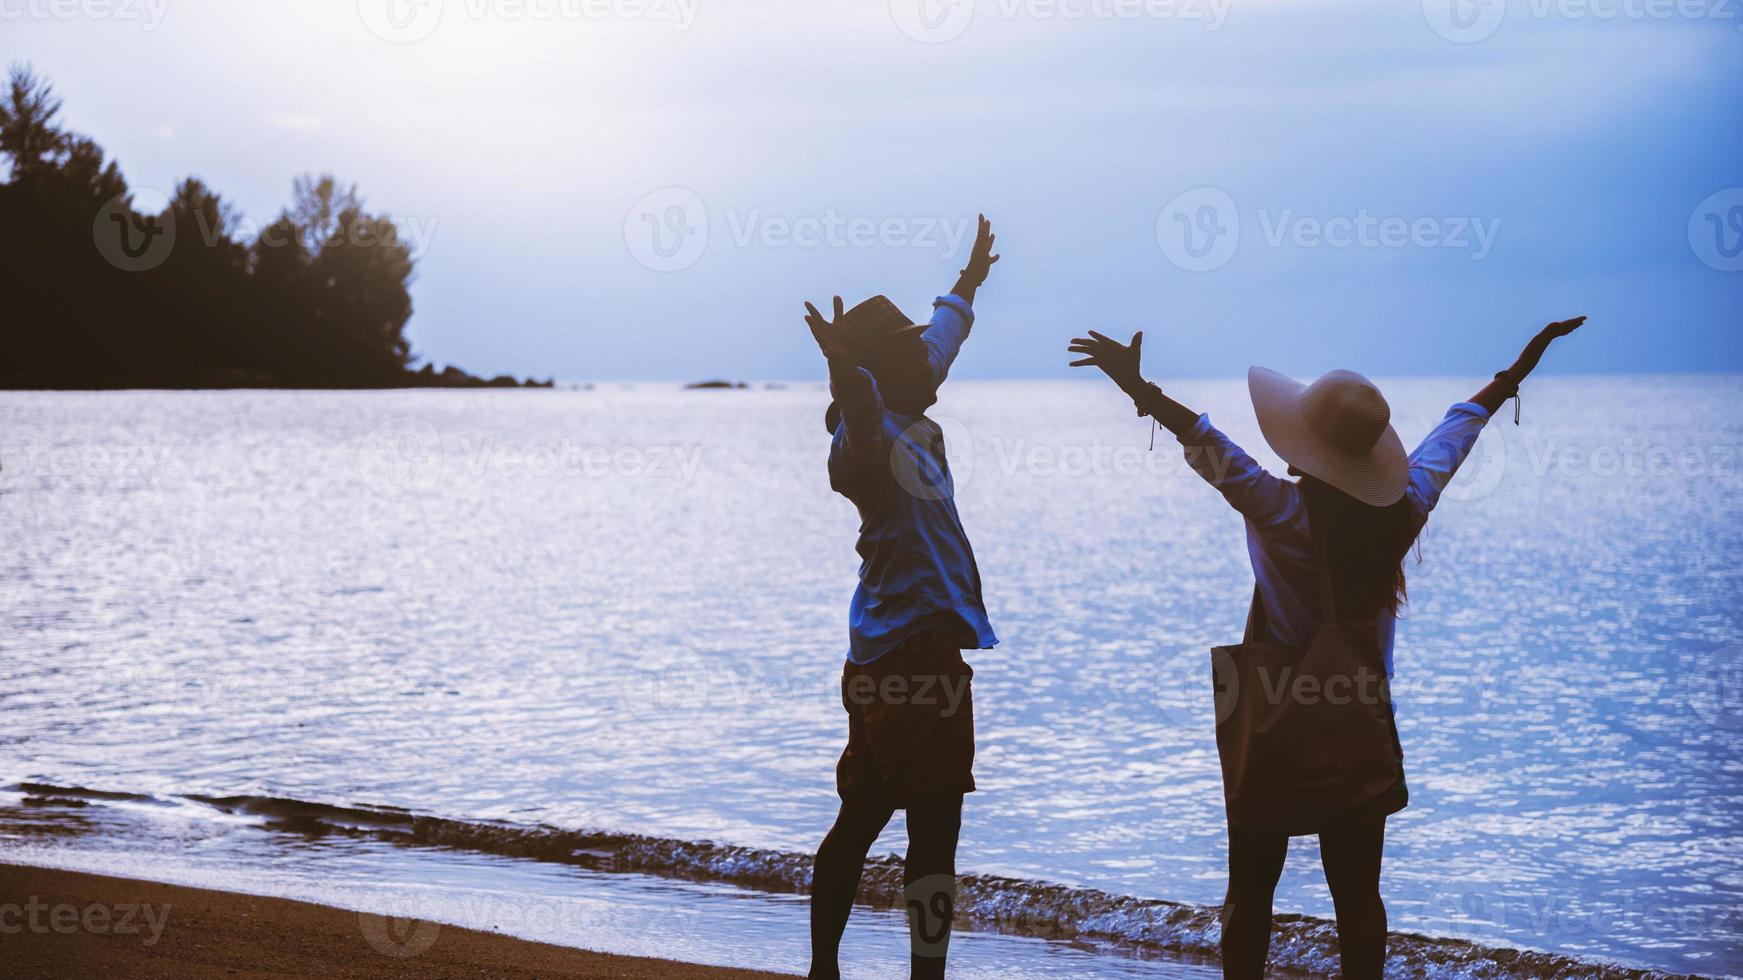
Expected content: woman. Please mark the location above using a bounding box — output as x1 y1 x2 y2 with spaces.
1067 316 1586 978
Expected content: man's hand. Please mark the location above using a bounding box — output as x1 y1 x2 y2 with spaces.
962 214 999 284
804 296 853 364
951 214 999 303
1068 330 1146 394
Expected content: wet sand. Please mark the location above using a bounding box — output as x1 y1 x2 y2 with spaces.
0 863 793 979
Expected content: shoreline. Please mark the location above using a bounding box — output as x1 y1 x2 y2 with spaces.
0 863 791 979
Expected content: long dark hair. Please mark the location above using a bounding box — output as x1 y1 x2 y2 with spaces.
1297 475 1420 620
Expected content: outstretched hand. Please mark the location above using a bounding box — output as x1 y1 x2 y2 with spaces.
1540 315 1587 341
962 214 1000 285
804 296 852 364
1068 330 1146 394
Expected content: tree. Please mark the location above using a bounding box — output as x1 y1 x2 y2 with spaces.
0 63 67 183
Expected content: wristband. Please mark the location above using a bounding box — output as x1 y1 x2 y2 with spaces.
1493 370 1521 425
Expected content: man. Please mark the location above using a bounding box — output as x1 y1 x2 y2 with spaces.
802 215 1001 980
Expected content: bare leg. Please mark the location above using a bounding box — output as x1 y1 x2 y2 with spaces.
903 794 963 980
1220 825 1288 980
809 795 896 980
1320 817 1387 980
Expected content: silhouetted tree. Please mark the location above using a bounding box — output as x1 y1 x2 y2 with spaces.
0 63 548 389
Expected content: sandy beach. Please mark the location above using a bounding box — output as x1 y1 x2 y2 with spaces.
0 863 793 979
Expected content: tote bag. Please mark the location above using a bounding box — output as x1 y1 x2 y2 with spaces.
1211 535 1407 836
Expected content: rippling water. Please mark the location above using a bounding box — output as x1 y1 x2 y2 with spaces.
3 379 1740 976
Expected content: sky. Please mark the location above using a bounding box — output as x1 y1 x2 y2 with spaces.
4 0 1740 381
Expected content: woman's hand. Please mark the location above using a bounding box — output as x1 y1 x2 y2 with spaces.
1473 315 1589 417
1539 315 1587 342
1068 330 1146 394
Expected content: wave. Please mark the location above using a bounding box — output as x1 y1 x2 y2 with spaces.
3 781 1698 980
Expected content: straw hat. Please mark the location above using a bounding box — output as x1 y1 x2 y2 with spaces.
1247 366 1408 507
838 295 926 358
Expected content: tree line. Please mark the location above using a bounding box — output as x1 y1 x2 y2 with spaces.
0 64 549 389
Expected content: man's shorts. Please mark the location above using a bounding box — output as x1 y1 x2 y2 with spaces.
836 630 976 807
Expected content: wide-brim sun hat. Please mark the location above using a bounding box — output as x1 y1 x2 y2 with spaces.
1247 366 1409 507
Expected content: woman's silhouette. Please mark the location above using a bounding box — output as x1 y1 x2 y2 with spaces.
1067 316 1586 978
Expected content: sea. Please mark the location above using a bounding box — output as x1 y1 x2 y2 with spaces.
3 378 1739 978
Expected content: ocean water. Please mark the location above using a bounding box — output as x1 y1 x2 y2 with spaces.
2 379 1740 977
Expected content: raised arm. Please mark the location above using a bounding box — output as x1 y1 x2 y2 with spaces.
1066 330 1199 435
948 214 999 306
1471 316 1588 417
925 214 1000 386
806 296 883 460
1067 328 1300 527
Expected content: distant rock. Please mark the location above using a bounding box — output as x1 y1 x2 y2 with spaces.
409 364 553 388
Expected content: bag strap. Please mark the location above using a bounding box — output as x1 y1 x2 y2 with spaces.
1241 584 1267 643
1309 517 1340 623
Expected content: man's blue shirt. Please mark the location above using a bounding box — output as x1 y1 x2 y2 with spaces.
827 294 998 665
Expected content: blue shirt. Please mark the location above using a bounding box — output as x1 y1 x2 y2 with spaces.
1179 402 1492 677
828 294 999 665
